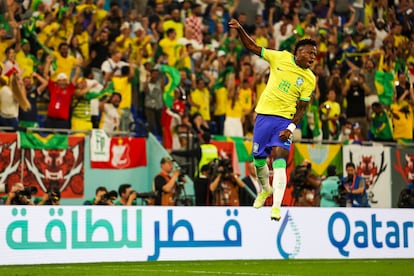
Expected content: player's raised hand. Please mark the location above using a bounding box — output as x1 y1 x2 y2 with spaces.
228 19 241 30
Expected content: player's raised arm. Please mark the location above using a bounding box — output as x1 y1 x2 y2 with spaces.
228 19 261 56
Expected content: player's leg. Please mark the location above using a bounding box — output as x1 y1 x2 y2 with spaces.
251 114 273 208
270 147 289 221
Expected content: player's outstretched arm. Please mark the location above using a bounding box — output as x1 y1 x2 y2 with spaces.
228 19 261 56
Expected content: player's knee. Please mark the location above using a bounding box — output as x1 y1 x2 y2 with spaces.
253 158 267 168
273 158 286 169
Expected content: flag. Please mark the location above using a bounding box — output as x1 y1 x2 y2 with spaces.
19 132 68 149
160 64 181 108
375 71 394 106
213 135 252 162
90 137 147 169
294 143 342 176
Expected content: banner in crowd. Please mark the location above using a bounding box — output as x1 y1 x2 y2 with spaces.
90 136 147 169
342 145 392 208
1 206 413 265
294 143 343 176
390 147 414 207
212 135 252 162
0 133 84 198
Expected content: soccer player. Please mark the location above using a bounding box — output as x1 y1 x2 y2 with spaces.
228 19 317 221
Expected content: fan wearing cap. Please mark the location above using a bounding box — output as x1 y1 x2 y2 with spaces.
115 22 133 55
153 157 182 206
320 165 341 207
42 55 82 129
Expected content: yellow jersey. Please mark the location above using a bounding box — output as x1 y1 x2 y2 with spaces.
255 49 315 119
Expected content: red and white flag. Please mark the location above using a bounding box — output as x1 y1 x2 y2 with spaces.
90 137 147 169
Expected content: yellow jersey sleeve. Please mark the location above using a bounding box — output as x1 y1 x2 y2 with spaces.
255 49 316 119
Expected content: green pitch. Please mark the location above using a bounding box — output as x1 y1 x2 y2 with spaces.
0 259 412 275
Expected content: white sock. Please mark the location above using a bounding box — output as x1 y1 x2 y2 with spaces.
256 165 272 192
272 167 287 208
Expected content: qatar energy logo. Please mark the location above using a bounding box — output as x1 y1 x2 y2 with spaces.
276 211 301 259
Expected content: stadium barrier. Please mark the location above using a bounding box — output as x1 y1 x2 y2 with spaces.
0 206 413 265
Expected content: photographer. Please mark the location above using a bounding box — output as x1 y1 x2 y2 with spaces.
153 157 181 206
289 160 321 207
37 189 61 206
84 186 117 206
115 184 137 206
209 158 246 206
5 182 35 205
320 165 341 207
397 182 414 208
194 164 221 206
341 162 370 207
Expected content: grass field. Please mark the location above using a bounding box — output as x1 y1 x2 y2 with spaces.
0 259 413 276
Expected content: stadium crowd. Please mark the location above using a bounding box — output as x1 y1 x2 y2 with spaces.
1 0 414 207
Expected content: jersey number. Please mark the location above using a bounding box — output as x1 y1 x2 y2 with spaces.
278 80 291 93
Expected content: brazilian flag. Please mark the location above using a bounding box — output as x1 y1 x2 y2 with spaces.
160 64 181 108
19 132 68 150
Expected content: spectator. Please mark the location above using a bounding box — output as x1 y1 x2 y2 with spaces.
320 165 341 207
43 55 81 129
101 50 129 87
143 65 164 136
349 122 364 144
189 76 214 123
184 3 204 45
99 92 122 133
320 89 341 141
0 73 31 129
342 69 370 139
153 157 182 206
18 72 48 128
49 42 80 82
390 99 413 144
369 102 393 142
115 184 137 206
342 162 370 207
112 62 136 132
2 47 21 76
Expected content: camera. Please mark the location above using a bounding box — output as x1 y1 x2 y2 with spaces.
48 189 61 203
209 158 233 178
101 190 118 201
14 186 38 205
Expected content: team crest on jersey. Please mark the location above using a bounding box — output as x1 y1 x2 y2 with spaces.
253 142 259 153
296 77 304 87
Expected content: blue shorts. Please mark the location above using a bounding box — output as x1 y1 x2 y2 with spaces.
252 114 292 158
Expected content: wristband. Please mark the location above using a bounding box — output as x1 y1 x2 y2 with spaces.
286 123 296 133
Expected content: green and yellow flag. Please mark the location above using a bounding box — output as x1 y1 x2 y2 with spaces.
160 64 181 108
19 132 68 150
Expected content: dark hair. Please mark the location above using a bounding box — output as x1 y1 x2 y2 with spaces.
118 184 131 195
371 102 382 109
294 39 317 56
345 162 355 169
95 186 108 195
58 42 69 50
